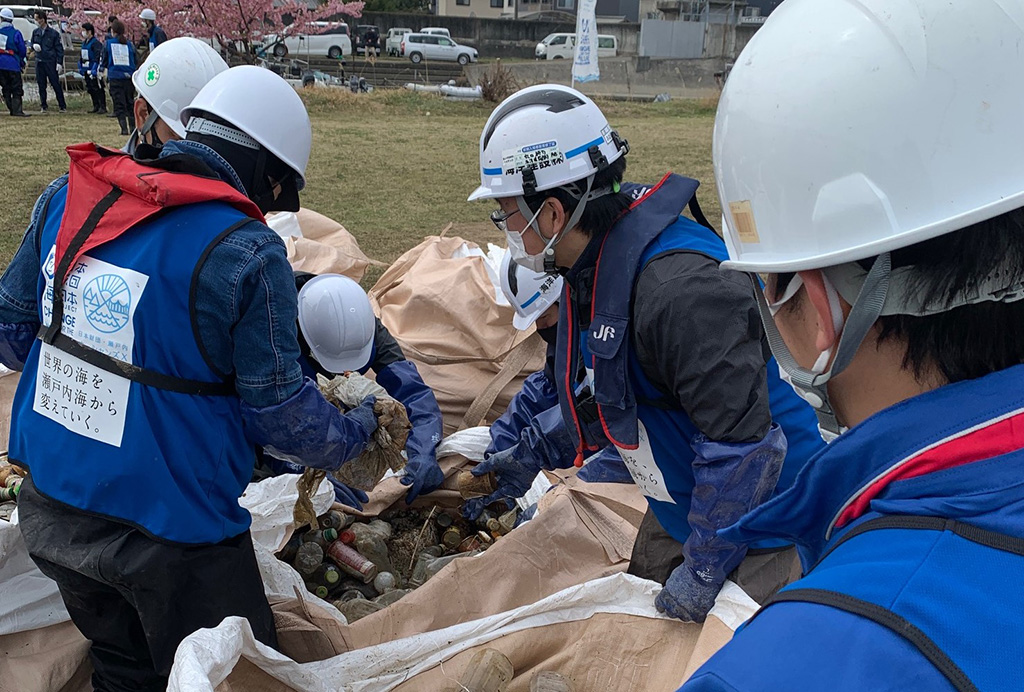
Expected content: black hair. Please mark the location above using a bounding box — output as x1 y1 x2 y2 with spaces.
82 22 95 34
33 10 46 20
522 156 630 238
773 208 1024 384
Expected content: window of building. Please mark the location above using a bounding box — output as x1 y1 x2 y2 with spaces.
491 0 503 7
457 0 470 6
555 0 575 9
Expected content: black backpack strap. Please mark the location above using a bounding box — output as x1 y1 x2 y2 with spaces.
765 587 979 692
38 186 234 397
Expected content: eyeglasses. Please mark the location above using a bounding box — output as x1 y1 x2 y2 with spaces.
490 207 522 233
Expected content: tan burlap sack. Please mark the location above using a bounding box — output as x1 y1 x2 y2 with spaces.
368 235 547 436
0 621 91 692
276 208 380 281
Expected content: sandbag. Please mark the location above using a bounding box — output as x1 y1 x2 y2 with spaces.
268 208 378 281
369 235 547 435
169 574 759 692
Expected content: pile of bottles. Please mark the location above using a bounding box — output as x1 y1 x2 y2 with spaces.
0 460 25 522
276 502 520 622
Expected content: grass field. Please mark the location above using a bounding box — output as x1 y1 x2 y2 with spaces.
0 87 720 285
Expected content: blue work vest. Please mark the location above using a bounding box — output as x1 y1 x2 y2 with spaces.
0 24 23 72
757 514 1024 692
556 173 822 542
10 184 257 545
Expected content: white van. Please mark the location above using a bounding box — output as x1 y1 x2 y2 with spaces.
419 27 452 38
535 32 617 60
265 22 351 59
385 27 412 56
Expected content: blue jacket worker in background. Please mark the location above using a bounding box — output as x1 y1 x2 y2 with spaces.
272 272 444 508
487 248 632 485
30 9 64 113
0 7 28 117
681 0 1024 690
78 22 106 114
103 19 137 137
139 8 167 53
0 65 379 691
466 84 824 623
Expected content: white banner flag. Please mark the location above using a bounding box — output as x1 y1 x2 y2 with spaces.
572 0 600 83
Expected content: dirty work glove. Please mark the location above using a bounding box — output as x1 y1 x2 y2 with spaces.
657 425 788 623
400 455 444 505
461 443 539 521
655 562 722 623
32 43 41 53
241 379 376 472
56 64 63 74
329 477 368 510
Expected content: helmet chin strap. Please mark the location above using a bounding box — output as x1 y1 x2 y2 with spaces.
140 109 163 147
755 253 893 437
514 172 601 274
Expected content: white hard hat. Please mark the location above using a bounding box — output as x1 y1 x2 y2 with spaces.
0 8 14 21
297 275 376 374
132 38 228 139
499 249 563 331
468 84 628 202
139 8 157 21
181 65 312 189
714 0 1024 274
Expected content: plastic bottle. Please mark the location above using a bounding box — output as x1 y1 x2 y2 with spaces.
276 533 302 563
302 528 339 550
457 648 514 692
349 523 395 575
409 550 436 587
475 509 497 531
337 597 384 623
318 510 345 531
424 549 481 582
373 588 410 607
530 671 574 692
326 539 378 583
294 542 324 578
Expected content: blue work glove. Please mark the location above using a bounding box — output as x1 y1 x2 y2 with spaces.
330 476 368 510
656 424 787 622
376 360 444 505
400 455 444 505
461 443 539 520
241 379 376 471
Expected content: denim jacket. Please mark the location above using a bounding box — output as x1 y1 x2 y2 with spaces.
0 140 303 408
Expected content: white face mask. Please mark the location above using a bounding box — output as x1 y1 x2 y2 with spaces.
769 273 849 442
504 203 551 274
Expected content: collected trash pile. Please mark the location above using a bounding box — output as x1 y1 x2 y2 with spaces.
0 457 25 522
277 470 520 624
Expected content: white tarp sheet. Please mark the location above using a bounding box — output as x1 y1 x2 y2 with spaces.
168 573 759 692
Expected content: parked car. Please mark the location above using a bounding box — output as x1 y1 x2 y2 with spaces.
535 32 617 60
419 27 452 38
265 22 351 59
7 5 58 44
402 33 477 65
385 27 412 56
354 24 381 56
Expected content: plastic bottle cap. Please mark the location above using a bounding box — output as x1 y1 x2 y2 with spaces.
323 527 339 542
314 585 329 598
340 530 356 544
324 568 340 584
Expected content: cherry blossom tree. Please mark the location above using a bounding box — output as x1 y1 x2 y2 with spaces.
60 0 364 61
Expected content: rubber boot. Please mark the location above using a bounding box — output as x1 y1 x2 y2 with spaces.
118 116 130 136
11 95 28 117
